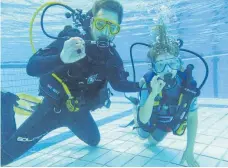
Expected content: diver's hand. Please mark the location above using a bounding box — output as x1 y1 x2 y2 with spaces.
150 75 166 98
180 150 200 167
60 37 86 64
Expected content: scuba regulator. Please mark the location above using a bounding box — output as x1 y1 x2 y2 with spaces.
125 38 209 103
124 38 209 136
29 2 115 54
134 39 208 89
30 2 115 112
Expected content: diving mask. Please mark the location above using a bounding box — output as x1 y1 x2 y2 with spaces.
93 17 121 35
152 57 181 73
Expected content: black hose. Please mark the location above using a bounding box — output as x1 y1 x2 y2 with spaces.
124 42 151 103
177 39 184 48
40 5 112 48
128 42 208 91
180 48 209 89
41 4 75 40
130 43 151 82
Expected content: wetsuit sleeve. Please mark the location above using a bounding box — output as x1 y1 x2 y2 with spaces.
26 39 65 77
26 25 81 77
106 49 140 92
1 91 18 145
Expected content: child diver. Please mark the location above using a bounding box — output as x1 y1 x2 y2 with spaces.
133 22 200 167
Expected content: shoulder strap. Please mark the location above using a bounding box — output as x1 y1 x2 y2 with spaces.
170 67 199 135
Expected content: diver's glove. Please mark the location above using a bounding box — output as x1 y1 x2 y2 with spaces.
60 37 86 64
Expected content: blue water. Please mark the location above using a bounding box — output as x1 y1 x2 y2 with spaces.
1 0 228 98
2 0 228 62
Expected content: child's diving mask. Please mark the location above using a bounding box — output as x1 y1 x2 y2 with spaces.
152 57 182 73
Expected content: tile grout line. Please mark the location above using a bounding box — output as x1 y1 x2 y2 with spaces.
10 103 228 166
216 149 228 167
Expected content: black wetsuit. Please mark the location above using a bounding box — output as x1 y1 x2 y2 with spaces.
1 27 140 166
1 92 18 145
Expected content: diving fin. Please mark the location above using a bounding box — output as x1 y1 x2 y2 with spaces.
13 93 43 116
16 93 42 104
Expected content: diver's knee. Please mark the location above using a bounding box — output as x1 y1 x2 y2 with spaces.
137 128 150 140
88 138 100 146
148 129 167 146
88 133 100 146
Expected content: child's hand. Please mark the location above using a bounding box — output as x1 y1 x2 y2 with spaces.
150 75 166 98
180 150 200 167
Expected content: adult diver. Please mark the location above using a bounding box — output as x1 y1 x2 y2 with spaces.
1 0 141 165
